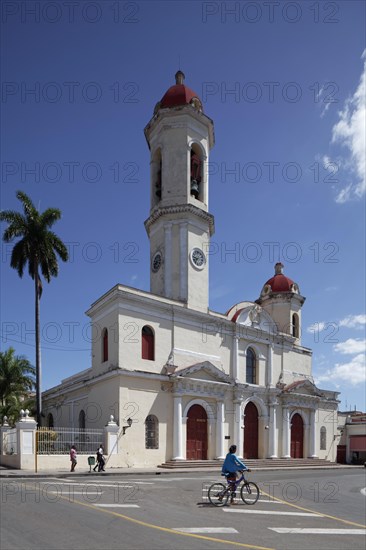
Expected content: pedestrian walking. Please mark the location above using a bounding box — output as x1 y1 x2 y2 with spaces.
97 444 105 472
70 445 77 472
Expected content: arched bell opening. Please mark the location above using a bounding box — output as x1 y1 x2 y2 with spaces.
151 148 162 207
190 144 203 202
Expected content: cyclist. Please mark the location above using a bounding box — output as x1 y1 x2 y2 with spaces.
221 444 249 504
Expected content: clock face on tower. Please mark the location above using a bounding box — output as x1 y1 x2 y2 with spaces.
152 252 162 272
190 247 206 270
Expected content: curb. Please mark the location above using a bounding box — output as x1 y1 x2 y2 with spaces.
0 465 362 479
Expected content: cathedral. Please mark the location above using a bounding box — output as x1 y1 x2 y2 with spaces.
42 72 339 467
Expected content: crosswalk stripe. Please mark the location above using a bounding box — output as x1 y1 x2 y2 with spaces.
173 528 238 534
269 528 366 535
223 509 321 517
93 504 140 508
49 491 101 495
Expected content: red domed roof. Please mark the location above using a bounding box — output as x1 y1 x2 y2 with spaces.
161 84 199 108
264 273 295 292
159 71 203 110
262 263 298 293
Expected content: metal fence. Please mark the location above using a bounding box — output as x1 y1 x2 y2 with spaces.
37 427 104 455
3 429 18 455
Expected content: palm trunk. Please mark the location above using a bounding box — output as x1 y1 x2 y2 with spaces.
35 271 41 426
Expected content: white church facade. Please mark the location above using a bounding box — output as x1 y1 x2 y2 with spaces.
42 72 339 468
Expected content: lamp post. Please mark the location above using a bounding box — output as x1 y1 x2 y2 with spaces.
122 417 133 435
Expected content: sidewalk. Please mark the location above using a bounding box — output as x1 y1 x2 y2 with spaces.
0 464 362 479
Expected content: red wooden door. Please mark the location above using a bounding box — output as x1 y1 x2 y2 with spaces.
336 445 346 464
186 405 208 460
290 413 304 458
244 402 259 459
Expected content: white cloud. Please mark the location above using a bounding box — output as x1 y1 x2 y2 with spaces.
316 354 366 386
334 338 366 354
331 50 366 202
339 314 366 329
307 322 326 334
308 314 365 334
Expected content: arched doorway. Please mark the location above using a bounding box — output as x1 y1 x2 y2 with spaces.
186 404 208 460
244 402 259 459
291 413 304 458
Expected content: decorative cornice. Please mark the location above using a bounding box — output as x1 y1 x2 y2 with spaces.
144 204 215 236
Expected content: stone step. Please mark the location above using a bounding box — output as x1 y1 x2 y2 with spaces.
158 458 336 469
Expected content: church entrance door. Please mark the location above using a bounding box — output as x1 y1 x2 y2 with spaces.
291 413 304 458
186 404 208 460
244 402 259 459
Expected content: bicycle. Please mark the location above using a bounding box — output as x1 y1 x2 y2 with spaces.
208 470 260 506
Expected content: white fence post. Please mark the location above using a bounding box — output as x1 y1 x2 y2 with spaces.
104 415 119 456
16 409 37 470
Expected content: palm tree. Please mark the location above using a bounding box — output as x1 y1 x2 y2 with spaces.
0 191 68 425
0 347 36 424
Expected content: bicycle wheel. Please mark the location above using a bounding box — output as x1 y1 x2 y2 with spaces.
208 483 229 506
240 482 260 504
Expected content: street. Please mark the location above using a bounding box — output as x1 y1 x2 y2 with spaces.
1 469 365 550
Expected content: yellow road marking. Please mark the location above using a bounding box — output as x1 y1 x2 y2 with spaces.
260 489 366 529
58 494 276 550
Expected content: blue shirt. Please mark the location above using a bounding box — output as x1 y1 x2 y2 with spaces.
221 453 247 474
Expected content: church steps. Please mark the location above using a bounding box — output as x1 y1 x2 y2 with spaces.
158 458 337 469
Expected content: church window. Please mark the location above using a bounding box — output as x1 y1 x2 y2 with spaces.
79 410 86 430
190 144 203 201
47 413 54 428
142 326 155 360
152 149 162 206
102 328 108 362
320 426 326 450
292 313 299 338
145 415 159 449
246 347 257 384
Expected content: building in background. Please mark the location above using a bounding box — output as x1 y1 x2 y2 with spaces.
43 72 340 468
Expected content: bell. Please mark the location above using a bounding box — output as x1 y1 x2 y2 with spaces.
190 179 199 198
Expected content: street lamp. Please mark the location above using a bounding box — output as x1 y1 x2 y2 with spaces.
122 417 133 435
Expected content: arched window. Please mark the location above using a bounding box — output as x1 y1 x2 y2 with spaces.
79 410 86 430
142 326 155 361
152 148 162 207
102 328 108 362
292 313 299 338
246 347 257 384
145 415 159 449
320 426 326 450
190 144 203 202
47 413 54 428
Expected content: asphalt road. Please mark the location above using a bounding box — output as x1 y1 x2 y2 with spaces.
1 469 365 550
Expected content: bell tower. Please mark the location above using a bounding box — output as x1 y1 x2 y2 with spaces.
256 263 305 343
144 71 215 311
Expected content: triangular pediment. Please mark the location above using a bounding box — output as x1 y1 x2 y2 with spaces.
283 379 324 397
172 361 232 384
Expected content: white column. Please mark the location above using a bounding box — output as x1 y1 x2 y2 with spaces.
267 344 273 387
308 409 317 458
164 222 172 298
268 401 278 458
234 401 243 458
216 401 225 459
172 395 184 460
232 335 239 382
281 407 290 458
179 222 188 301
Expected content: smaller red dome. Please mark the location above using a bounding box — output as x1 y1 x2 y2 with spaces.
264 273 295 292
262 263 299 294
158 71 203 111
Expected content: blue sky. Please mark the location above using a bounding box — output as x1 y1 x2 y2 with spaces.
1 1 365 411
